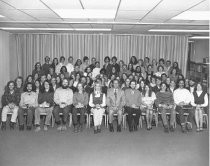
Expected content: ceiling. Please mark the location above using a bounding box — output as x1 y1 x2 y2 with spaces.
0 0 209 36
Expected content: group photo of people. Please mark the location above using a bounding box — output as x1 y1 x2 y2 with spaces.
1 55 209 134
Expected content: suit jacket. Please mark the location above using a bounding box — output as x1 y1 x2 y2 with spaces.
106 88 125 110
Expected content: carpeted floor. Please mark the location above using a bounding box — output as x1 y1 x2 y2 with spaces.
0 123 209 166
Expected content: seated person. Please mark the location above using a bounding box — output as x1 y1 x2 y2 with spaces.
35 80 54 132
18 82 38 131
106 79 125 132
141 84 156 130
89 82 106 134
155 82 175 133
191 82 208 131
1 81 20 130
72 83 89 133
124 80 142 132
173 79 194 133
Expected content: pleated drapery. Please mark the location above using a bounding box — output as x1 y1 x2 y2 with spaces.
10 33 189 79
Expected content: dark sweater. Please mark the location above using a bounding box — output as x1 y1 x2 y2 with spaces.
155 91 174 106
38 91 54 107
1 91 20 107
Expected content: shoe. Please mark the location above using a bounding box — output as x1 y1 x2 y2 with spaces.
196 128 200 132
35 126 41 132
129 125 133 132
134 125 138 131
62 125 67 131
19 125 24 131
200 127 203 131
97 128 101 133
94 129 98 134
186 123 192 132
117 125 121 132
109 123 114 132
10 122 15 130
43 125 48 131
169 126 174 132
27 126 32 130
1 122 6 131
74 126 78 133
164 125 169 133
77 125 81 132
181 125 187 133
57 125 62 131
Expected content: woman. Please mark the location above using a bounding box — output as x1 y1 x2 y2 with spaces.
51 58 58 71
141 84 156 130
34 79 40 94
121 78 130 91
140 67 147 80
35 80 54 132
73 73 81 87
75 59 82 70
154 65 165 78
33 73 39 82
127 63 134 74
151 59 158 73
15 76 24 95
108 66 118 79
129 56 138 69
1 81 20 130
138 80 145 93
155 82 175 133
169 68 178 83
60 66 70 78
32 62 43 78
191 83 208 131
56 75 61 87
170 62 182 75
150 76 156 88
72 83 89 132
25 75 33 84
89 82 106 134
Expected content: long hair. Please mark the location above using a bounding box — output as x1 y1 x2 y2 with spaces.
4 81 15 94
41 80 54 93
142 84 153 97
23 82 36 92
129 56 138 65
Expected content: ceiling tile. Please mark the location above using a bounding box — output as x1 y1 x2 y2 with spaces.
1 0 48 9
119 0 161 10
21 9 60 18
0 1 14 9
42 0 82 9
189 0 209 11
81 0 120 9
116 10 148 20
144 10 182 20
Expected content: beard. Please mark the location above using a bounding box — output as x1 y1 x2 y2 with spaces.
62 85 68 89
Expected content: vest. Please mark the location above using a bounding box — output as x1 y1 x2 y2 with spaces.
92 93 103 105
193 91 206 105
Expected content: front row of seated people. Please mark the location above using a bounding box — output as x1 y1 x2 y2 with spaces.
1 78 208 134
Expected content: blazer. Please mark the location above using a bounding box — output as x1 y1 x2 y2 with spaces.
106 88 125 110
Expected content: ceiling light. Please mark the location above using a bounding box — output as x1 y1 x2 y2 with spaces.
54 9 116 19
75 28 111 31
189 36 210 39
149 29 210 32
172 11 210 20
0 27 36 30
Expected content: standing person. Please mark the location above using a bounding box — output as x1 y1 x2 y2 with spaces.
89 57 96 70
32 62 43 78
106 79 125 132
80 56 89 72
191 83 208 131
174 79 194 133
155 82 175 133
51 58 58 72
89 82 106 134
111 56 120 73
124 80 142 132
55 56 65 75
15 76 24 94
53 78 73 131
1 81 20 130
18 82 38 131
141 84 156 130
34 81 54 132
66 56 74 75
92 61 101 80
103 56 112 76
72 83 89 132
42 56 51 75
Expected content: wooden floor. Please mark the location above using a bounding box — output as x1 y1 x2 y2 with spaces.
0 124 209 166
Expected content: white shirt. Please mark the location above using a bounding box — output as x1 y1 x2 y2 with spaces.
54 87 73 106
173 88 193 105
142 92 156 106
191 91 208 107
55 63 64 75
92 67 101 79
66 63 74 74
89 92 106 108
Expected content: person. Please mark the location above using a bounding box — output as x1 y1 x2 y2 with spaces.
154 65 165 78
1 81 20 130
124 80 142 132
188 78 196 93
66 56 74 74
169 68 178 83
169 62 182 75
103 56 112 76
111 56 120 73
129 56 138 69
89 57 96 70
191 83 208 131
165 60 172 75
34 80 54 132
174 79 194 133
34 79 40 94
92 61 101 80
42 56 51 75
122 78 130 91
53 78 73 131
80 56 89 72
141 84 156 130
15 76 24 95
89 82 106 134
72 83 89 132
32 62 43 78
51 58 58 72
60 66 70 78
168 80 177 93
152 77 161 94
18 82 38 131
155 82 175 133
55 56 65 75
106 79 125 132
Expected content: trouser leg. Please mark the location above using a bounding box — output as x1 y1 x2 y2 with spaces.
53 106 61 125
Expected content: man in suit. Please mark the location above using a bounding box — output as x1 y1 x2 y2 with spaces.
107 79 125 132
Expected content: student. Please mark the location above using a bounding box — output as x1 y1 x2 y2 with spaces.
35 80 54 132
92 61 101 80
155 82 175 133
42 56 51 75
169 68 178 84
66 56 74 74
89 82 106 134
141 84 156 130
32 62 43 78
106 79 125 132
111 56 120 73
60 66 70 78
1 81 20 130
55 56 65 75
191 83 208 131
89 57 96 70
18 82 38 131
80 56 89 72
174 79 194 133
53 78 73 131
72 83 89 132
15 76 24 95
154 65 165 78
124 80 142 132
51 58 59 72
103 56 112 76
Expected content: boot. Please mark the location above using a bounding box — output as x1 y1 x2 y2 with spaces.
1 122 6 131
10 122 15 130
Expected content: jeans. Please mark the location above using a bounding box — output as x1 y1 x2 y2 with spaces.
176 105 194 125
125 106 141 129
53 105 72 125
72 107 86 126
35 107 53 126
18 107 35 126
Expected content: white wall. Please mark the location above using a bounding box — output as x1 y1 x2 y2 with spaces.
0 30 10 107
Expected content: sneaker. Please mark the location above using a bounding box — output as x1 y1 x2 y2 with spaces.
97 128 101 133
109 123 114 132
169 126 174 132
200 127 203 131
196 128 200 132
74 126 78 133
43 125 48 131
186 123 192 132
35 126 41 132
57 126 62 131
62 125 67 131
